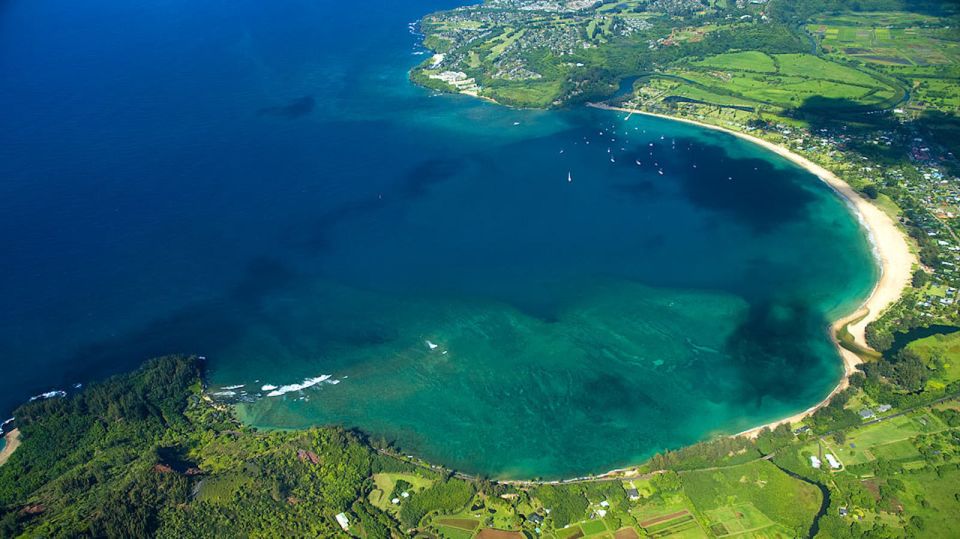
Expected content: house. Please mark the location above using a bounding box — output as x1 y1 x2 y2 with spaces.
527 513 545 525
839 506 849 517
825 454 841 469
859 409 876 420
597 509 607 518
599 501 609 508
810 455 822 469
626 488 640 501
877 404 892 413
335 512 350 531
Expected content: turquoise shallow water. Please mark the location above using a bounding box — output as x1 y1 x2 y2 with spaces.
0 0 876 479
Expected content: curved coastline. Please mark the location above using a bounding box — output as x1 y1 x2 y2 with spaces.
226 101 916 484
586 103 915 444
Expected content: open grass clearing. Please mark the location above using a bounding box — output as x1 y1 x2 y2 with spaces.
580 519 608 535
438 525 475 539
692 51 776 73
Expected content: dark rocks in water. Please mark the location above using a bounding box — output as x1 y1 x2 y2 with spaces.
257 96 315 119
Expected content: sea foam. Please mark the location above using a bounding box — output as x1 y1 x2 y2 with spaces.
264 375 335 397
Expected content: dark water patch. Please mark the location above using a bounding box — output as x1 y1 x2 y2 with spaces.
298 156 468 252
888 324 960 356
668 139 816 233
400 157 465 198
257 96 315 119
0 0 877 478
613 179 660 199
713 300 833 405
56 258 298 390
576 371 662 421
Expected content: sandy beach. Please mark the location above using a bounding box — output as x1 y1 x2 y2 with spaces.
588 103 916 440
0 428 21 466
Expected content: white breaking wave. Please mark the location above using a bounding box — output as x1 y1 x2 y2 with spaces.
265 375 335 397
212 391 237 397
221 384 246 390
29 390 66 402
261 384 278 391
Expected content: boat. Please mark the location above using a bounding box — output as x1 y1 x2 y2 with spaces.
568 171 572 183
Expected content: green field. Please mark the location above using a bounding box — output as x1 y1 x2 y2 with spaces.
906 331 960 389
897 468 960 537
693 51 776 72
808 414 926 466
438 524 476 539
669 52 903 112
369 472 436 512
810 12 960 67
681 460 821 534
580 519 607 535
702 503 775 537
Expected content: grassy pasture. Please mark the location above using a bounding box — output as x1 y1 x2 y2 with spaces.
194 472 253 504
437 518 480 531
869 438 921 461
906 331 960 388
897 468 960 537
556 525 585 539
804 410 952 468
693 51 775 72
670 52 901 112
580 519 608 535
703 503 775 536
370 472 436 512
438 524 476 539
681 460 820 534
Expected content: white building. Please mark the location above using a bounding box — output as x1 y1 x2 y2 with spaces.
335 512 350 531
825 454 841 469
810 456 821 469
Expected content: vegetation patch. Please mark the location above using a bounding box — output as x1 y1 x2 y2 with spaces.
437 517 480 530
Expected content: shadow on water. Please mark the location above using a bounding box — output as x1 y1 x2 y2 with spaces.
704 300 832 405
297 155 476 251
669 140 816 233
57 257 299 387
257 96 315 119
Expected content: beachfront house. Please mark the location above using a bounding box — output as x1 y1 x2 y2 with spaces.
335 512 350 531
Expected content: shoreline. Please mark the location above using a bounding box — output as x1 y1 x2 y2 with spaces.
588 103 915 442
0 428 21 466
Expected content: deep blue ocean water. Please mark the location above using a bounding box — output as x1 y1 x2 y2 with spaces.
0 0 876 478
